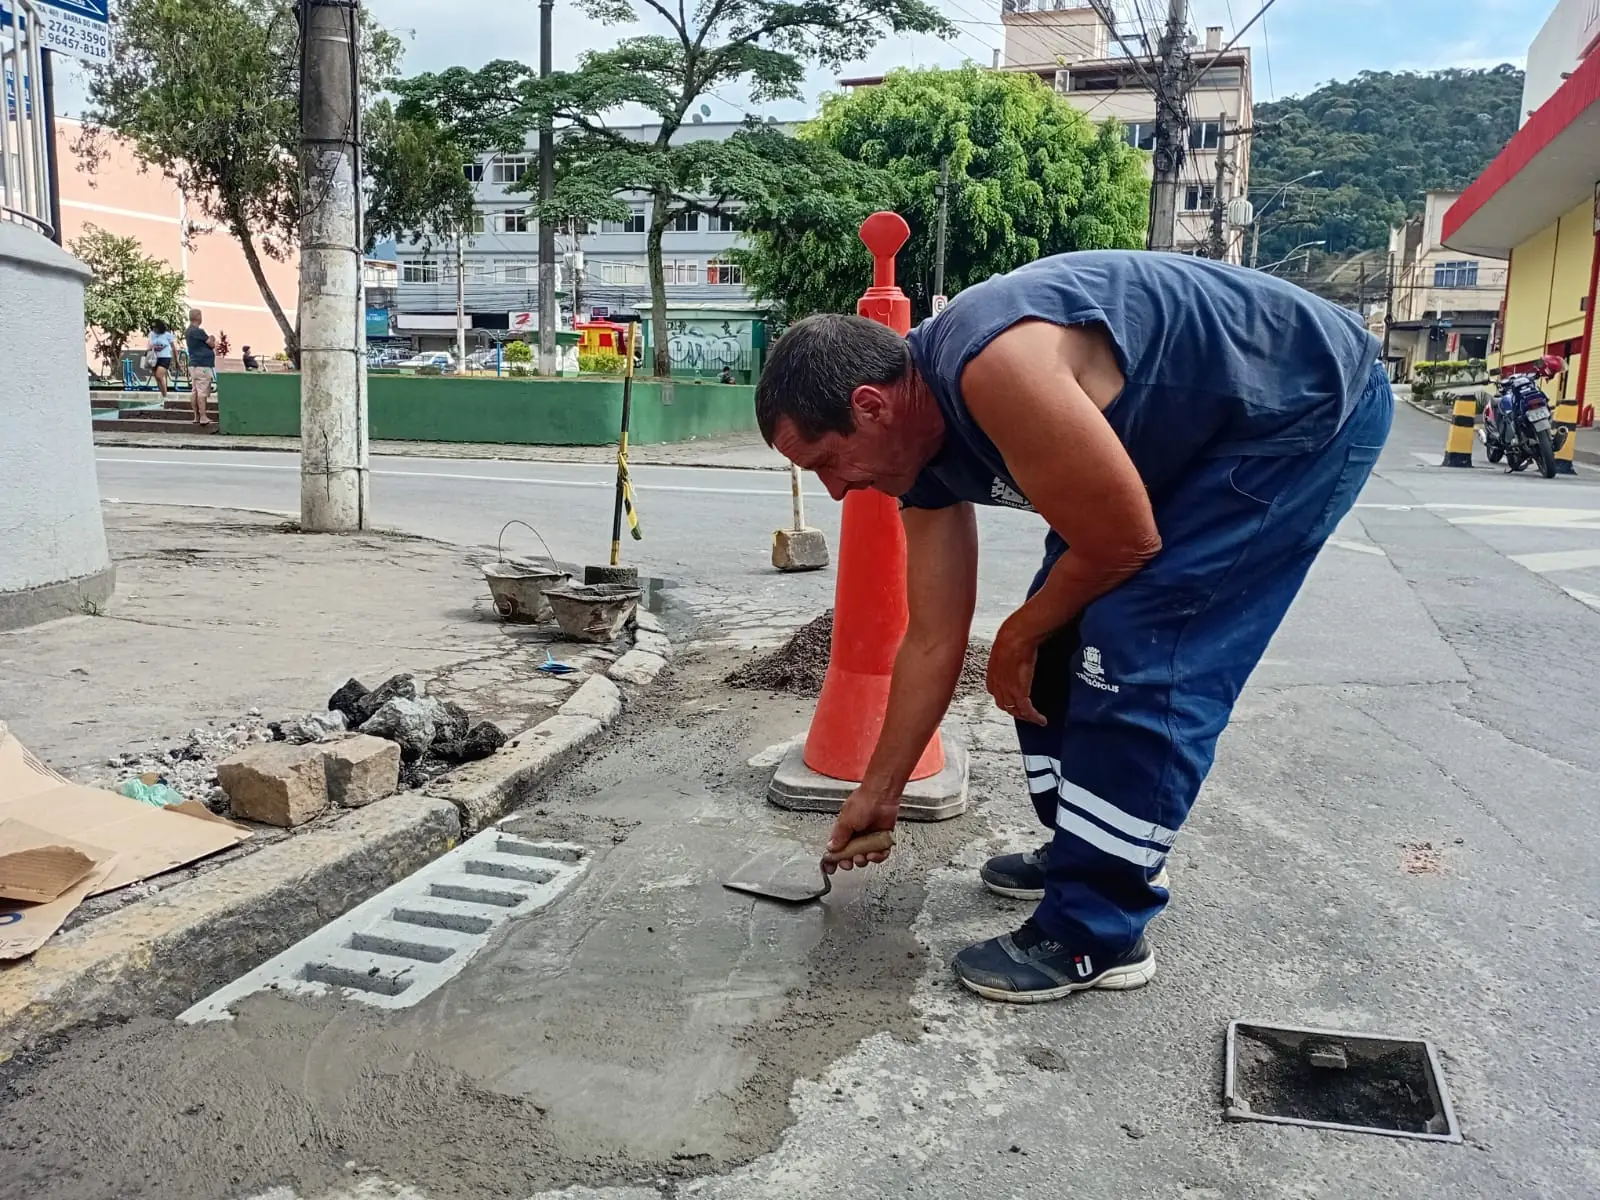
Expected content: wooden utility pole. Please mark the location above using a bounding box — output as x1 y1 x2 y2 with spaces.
298 0 368 531
537 0 557 375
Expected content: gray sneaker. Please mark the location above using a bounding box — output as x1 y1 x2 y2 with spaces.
980 842 1169 900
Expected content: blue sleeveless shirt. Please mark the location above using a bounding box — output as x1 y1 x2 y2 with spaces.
900 251 1381 511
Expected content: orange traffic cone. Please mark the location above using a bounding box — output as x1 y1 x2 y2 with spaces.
768 211 968 822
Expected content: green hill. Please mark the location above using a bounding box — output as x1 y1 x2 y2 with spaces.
1248 65 1525 266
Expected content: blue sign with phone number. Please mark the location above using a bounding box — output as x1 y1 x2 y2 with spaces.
0 0 110 63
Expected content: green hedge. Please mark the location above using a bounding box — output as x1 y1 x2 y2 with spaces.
217 371 759 445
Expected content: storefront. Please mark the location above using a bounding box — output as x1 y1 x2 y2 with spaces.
1443 0 1600 472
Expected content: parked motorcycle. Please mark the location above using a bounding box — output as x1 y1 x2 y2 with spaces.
1480 354 1570 478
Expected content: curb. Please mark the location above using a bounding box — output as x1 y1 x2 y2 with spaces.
0 610 675 1057
93 433 785 473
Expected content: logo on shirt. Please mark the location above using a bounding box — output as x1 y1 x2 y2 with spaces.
989 478 1034 510
1077 646 1120 693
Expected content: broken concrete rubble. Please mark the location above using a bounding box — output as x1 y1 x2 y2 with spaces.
359 697 436 761
270 710 348 745
321 735 402 808
215 743 330 828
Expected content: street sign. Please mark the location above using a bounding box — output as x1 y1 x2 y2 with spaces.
932 294 948 315
0 0 110 62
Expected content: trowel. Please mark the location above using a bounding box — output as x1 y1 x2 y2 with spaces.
722 831 896 904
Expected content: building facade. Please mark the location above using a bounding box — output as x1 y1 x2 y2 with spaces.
1444 0 1600 472
1385 189 1509 378
390 120 779 360
838 5 1253 260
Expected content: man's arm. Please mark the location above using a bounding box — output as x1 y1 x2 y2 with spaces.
825 502 978 869
962 319 1162 723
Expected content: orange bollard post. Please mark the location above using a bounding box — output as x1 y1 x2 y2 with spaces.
767 211 969 822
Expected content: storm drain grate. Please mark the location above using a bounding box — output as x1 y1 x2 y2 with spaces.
177 829 589 1021
1223 1020 1461 1143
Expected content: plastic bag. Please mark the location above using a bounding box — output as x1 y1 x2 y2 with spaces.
117 778 187 808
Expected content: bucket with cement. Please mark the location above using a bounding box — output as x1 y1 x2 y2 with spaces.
544 582 641 643
484 562 569 622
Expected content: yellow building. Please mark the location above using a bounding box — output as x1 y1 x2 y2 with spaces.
1443 0 1600 473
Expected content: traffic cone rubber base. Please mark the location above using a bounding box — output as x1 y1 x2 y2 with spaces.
767 734 969 822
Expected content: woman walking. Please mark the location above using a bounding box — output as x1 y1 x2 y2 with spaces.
146 320 177 397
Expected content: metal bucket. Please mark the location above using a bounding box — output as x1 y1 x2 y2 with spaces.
484 562 569 622
543 582 642 643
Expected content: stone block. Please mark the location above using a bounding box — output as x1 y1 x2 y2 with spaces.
609 649 666 687
321 734 401 808
216 742 329 827
633 609 664 634
560 674 622 724
634 629 673 660
772 527 830 572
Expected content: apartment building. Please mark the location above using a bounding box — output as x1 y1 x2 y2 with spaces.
1384 190 1508 378
839 3 1253 260
391 120 783 352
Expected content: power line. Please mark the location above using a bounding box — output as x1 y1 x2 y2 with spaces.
1260 10 1275 100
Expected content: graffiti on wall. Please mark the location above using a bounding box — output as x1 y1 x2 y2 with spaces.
666 319 748 370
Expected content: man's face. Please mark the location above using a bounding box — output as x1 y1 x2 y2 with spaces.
772 384 924 500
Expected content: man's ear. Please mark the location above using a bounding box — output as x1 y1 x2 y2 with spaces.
851 383 891 427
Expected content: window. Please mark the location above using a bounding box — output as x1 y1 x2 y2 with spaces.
1182 185 1215 212
462 162 485 182
598 260 648 286
401 262 439 283
1433 260 1480 288
1123 122 1156 151
600 208 647 234
710 209 742 232
1188 121 1220 150
706 259 743 285
494 210 533 234
496 260 535 283
664 259 699 285
670 210 700 233
490 155 530 184
468 212 486 234
1197 66 1242 88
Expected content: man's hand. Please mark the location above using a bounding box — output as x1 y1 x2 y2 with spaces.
987 614 1047 725
823 786 900 873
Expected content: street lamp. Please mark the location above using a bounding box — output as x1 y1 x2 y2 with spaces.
1249 170 1324 268
1258 240 1327 275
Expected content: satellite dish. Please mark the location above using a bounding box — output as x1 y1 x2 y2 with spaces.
699 103 712 117
691 113 704 124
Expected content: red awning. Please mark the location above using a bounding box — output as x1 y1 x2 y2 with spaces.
1443 51 1600 258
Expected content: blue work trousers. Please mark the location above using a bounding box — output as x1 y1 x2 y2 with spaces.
1017 364 1394 954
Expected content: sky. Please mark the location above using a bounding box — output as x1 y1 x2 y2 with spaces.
55 0 1553 121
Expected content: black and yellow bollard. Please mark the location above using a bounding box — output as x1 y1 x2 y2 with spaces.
1442 395 1477 468
1554 397 1579 475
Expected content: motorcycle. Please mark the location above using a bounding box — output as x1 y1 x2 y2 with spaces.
1480 355 1569 478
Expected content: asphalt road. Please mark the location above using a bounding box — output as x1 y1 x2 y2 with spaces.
18 403 1597 1199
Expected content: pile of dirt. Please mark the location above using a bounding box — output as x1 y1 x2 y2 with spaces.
725 610 992 699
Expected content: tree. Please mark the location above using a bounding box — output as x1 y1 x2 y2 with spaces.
363 100 477 252
395 0 952 376
70 224 188 376
734 67 1149 322
1250 66 1524 264
77 0 400 358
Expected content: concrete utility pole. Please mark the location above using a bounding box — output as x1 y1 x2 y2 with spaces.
537 0 557 376
298 0 368 532
1206 115 1230 260
455 232 467 365
933 157 950 299
1146 0 1190 252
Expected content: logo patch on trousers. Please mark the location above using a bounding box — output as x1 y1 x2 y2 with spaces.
1077 645 1120 692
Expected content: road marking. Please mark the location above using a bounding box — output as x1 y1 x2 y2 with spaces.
178 829 589 1020
1509 548 1600 573
1326 537 1387 557
1563 586 1600 613
96 455 829 499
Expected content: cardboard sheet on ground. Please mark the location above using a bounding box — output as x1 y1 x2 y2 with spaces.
0 724 252 960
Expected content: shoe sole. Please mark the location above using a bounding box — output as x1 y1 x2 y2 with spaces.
981 867 1170 902
956 952 1158 1004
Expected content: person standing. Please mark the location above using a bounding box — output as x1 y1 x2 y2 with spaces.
184 308 218 426
146 320 176 397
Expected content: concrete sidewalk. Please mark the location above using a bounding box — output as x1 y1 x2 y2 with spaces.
92 429 790 472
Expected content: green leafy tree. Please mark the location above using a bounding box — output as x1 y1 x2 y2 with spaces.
395 0 952 376
363 100 477 251
71 224 188 376
77 0 400 358
735 67 1149 322
1251 66 1524 264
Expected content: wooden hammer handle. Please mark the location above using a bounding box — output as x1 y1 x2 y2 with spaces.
822 829 896 866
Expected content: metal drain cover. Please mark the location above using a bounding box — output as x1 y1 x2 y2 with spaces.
1224 1020 1461 1143
178 828 589 1021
